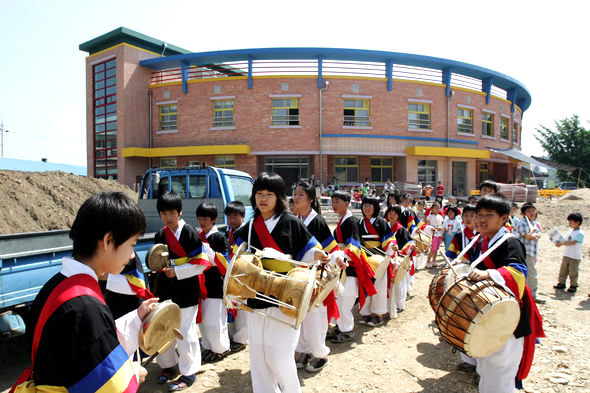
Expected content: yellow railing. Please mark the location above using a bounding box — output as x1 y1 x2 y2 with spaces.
538 189 570 198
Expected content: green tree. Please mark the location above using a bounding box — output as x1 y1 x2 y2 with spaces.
535 115 590 187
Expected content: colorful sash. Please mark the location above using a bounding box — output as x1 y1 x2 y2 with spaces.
124 269 154 300
253 214 282 252
480 235 497 270
362 218 381 249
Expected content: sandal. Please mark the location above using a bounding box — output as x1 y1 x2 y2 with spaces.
157 367 178 384
330 331 354 343
169 374 196 391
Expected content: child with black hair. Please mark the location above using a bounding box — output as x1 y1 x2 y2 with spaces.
508 202 521 230
479 180 499 196
359 196 395 327
425 201 443 268
469 194 544 393
13 192 157 392
196 202 231 363
223 200 248 351
154 191 210 391
554 212 585 293
329 190 377 343
445 204 478 263
443 204 462 252
514 202 543 302
384 204 415 315
233 172 326 393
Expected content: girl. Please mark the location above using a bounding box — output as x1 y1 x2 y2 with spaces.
443 204 462 252
359 196 395 327
385 204 415 314
426 201 443 268
233 172 327 393
293 181 346 373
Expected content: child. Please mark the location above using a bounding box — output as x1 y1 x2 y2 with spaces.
329 190 377 343
443 205 462 252
514 202 543 303
507 202 520 230
385 204 415 314
196 202 231 363
293 181 345 372
224 201 248 351
425 201 443 268
154 191 210 391
14 192 156 391
415 200 427 223
554 212 584 293
359 196 395 327
479 180 499 196
469 194 544 393
445 204 478 263
233 172 326 393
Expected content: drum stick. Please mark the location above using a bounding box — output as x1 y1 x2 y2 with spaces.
439 250 459 277
451 234 480 265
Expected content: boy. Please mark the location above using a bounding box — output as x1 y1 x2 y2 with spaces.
514 202 543 303
223 201 249 352
329 190 376 343
154 191 210 391
508 202 521 230
15 192 156 391
479 180 499 196
196 202 231 362
469 194 544 393
554 212 584 293
446 204 478 263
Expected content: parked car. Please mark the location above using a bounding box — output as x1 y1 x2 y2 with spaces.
557 182 577 190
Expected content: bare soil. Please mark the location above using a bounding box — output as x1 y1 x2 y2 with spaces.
0 170 588 392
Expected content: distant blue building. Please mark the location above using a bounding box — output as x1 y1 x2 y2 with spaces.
0 158 86 176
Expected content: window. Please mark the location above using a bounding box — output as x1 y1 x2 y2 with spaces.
370 157 393 182
408 103 431 129
334 156 359 183
500 117 509 140
482 113 494 137
418 160 437 185
212 100 234 127
93 58 117 180
229 176 254 206
480 162 490 181
160 157 177 168
159 104 177 130
513 122 519 144
214 155 235 169
188 174 207 198
271 98 299 126
343 99 370 126
171 175 186 197
457 108 473 134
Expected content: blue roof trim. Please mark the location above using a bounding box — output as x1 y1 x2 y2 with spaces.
322 133 479 145
139 47 531 111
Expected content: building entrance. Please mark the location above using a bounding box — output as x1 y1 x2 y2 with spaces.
264 157 309 193
452 161 467 197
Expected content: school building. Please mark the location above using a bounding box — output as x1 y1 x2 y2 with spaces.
79 27 533 196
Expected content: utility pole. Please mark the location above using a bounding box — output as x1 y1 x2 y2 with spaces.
0 120 7 158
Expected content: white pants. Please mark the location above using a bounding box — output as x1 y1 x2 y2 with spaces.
393 274 407 311
297 305 330 358
248 308 301 393
460 352 476 365
360 274 387 316
157 305 200 376
335 276 358 333
476 335 524 393
199 298 230 354
229 309 249 345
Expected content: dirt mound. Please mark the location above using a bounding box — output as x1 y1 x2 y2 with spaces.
559 188 590 201
0 170 138 234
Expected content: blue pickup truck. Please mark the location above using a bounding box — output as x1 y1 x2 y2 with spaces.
0 166 254 339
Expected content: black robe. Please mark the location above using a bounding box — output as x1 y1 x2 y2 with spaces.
102 253 144 320
154 223 203 308
360 216 392 252
333 214 362 278
203 230 230 299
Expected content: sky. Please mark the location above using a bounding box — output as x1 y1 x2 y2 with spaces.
1 0 589 166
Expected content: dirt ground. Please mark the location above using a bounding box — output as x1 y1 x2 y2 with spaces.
0 172 588 392
0 170 137 234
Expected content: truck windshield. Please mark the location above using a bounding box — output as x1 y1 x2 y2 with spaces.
171 175 187 197
229 176 253 206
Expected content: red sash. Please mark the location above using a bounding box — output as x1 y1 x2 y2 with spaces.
479 236 497 270
253 214 283 252
322 290 339 322
228 228 234 245
363 217 378 236
518 286 545 380
199 230 208 244
335 217 344 244
11 274 105 393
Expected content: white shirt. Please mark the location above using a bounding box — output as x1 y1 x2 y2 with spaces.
563 228 584 260
427 213 444 237
443 216 462 234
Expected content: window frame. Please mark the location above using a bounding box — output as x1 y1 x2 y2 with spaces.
334 156 359 183
343 99 370 127
212 99 235 128
457 108 473 134
160 157 178 168
370 157 394 183
271 97 300 126
408 102 431 130
159 103 178 131
93 58 117 180
481 112 494 138
500 116 510 141
513 121 519 145
214 155 235 169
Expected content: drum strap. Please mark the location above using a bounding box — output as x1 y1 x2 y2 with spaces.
10 275 104 393
470 232 513 271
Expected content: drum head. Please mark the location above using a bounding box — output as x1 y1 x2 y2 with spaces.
464 290 520 358
374 255 391 281
146 243 170 271
139 301 181 355
294 265 317 329
393 254 411 285
312 267 340 307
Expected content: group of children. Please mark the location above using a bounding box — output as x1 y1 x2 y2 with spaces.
15 175 584 393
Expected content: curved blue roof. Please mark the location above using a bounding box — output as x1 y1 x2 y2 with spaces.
139 47 531 112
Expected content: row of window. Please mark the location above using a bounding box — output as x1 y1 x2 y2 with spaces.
93 59 118 180
158 99 520 143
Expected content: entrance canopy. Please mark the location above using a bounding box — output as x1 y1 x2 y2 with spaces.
488 147 549 168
